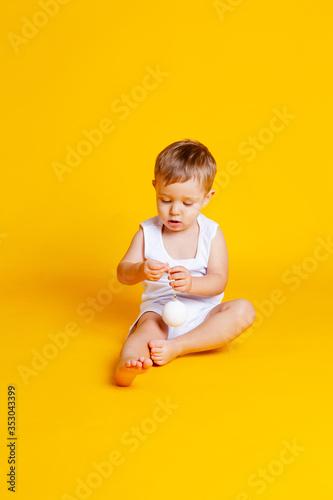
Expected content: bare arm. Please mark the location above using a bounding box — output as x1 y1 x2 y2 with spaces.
117 228 145 285
117 227 169 285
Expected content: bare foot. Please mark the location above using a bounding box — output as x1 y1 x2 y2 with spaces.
114 356 153 387
149 339 182 365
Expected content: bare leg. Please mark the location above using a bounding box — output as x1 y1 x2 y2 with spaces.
114 312 168 386
149 299 256 365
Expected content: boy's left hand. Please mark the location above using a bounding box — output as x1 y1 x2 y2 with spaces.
168 266 192 293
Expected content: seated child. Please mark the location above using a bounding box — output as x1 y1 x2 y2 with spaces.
114 139 255 386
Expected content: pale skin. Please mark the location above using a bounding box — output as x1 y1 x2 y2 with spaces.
114 176 256 387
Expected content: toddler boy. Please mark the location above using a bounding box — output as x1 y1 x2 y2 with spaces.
114 139 255 386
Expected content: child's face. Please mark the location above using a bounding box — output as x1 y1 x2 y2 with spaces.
152 176 214 231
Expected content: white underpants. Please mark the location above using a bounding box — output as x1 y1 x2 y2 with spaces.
127 296 222 340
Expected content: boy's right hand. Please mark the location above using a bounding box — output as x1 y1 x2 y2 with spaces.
140 260 170 282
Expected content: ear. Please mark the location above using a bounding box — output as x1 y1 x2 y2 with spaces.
202 189 215 207
152 179 156 188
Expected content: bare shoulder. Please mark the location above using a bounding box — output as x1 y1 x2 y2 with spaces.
207 226 229 277
118 225 144 264
213 225 226 242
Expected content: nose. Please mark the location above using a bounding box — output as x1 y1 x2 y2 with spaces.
170 202 181 215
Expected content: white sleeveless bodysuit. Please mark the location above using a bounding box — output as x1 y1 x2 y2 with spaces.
127 213 225 340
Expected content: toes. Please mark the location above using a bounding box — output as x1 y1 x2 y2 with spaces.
149 339 164 349
151 355 162 362
137 357 153 369
142 358 153 369
127 360 142 368
123 357 153 370
150 348 163 354
153 358 163 365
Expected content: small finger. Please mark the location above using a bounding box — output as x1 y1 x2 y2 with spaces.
149 270 166 276
149 261 167 270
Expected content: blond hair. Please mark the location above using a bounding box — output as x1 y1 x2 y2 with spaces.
154 139 217 194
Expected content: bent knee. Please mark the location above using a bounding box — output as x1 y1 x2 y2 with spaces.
136 312 168 335
237 299 256 325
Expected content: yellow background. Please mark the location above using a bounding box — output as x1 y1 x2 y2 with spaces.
1 0 332 498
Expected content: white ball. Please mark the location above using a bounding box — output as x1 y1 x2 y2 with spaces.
162 297 188 327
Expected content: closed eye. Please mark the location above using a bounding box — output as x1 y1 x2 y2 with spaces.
160 200 193 206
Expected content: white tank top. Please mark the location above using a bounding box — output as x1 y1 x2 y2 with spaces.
139 213 224 308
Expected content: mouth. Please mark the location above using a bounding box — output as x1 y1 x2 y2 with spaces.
168 220 181 227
